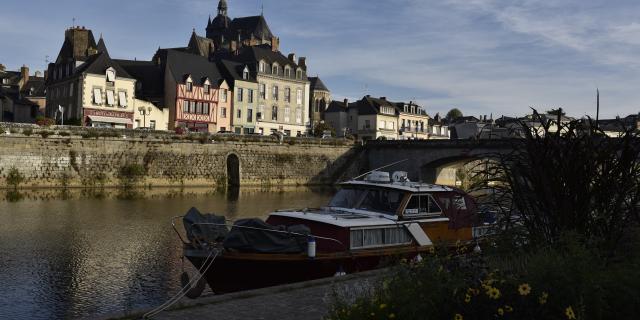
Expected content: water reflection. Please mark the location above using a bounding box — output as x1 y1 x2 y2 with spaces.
0 187 334 319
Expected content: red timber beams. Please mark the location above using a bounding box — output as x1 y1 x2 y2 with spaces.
176 83 219 125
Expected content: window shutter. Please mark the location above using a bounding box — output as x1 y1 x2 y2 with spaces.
93 88 102 104
118 92 127 107
106 90 115 106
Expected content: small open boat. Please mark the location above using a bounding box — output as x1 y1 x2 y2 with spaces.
173 171 489 295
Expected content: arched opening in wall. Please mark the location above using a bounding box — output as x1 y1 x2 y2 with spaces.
420 156 485 187
227 154 240 187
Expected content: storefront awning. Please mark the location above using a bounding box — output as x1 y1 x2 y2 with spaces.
88 115 132 125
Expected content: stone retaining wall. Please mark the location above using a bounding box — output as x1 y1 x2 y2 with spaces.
0 134 361 189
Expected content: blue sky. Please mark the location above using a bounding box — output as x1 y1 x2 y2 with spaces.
2 0 640 118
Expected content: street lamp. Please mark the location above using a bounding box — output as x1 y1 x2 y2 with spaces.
138 106 152 128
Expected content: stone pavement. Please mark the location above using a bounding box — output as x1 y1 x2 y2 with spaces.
106 269 382 320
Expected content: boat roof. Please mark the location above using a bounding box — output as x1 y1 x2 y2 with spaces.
270 208 449 228
339 180 455 193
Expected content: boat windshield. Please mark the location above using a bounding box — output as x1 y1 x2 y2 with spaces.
328 188 366 208
329 187 405 215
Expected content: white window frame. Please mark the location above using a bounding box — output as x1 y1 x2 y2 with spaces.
106 68 116 82
349 226 413 250
403 194 444 218
296 108 302 124
296 89 302 105
284 106 290 122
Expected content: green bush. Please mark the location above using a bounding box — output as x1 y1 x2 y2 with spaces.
327 241 640 320
58 131 71 137
39 131 53 138
5 167 25 189
22 128 33 136
117 163 146 188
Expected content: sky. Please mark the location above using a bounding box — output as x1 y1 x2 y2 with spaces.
2 0 640 118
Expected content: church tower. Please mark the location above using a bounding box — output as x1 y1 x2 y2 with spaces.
206 0 230 44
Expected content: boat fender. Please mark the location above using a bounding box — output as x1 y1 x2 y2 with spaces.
334 265 347 277
307 237 316 259
181 271 207 299
473 243 482 254
413 254 423 263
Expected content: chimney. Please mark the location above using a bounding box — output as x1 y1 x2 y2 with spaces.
381 97 387 100
0 63 5 72
343 98 349 108
270 37 279 52
21 65 29 85
288 53 296 62
298 57 306 71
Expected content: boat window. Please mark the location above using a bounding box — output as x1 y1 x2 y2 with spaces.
328 188 366 208
350 226 412 249
404 194 443 218
453 196 467 210
358 189 404 215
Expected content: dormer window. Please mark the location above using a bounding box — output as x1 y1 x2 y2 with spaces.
284 67 291 78
296 70 302 79
272 64 279 75
106 68 116 82
203 78 211 94
243 66 250 80
186 77 193 92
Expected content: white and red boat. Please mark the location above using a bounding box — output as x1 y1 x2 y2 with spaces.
175 171 487 295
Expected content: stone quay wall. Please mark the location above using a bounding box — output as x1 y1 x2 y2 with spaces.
0 134 362 189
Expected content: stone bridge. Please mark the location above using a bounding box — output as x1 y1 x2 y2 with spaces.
362 140 517 183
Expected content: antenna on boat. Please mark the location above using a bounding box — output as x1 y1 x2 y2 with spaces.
350 159 409 181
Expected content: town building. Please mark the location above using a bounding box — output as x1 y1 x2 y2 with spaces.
325 95 399 140
0 64 42 123
396 101 429 140
308 77 330 128
45 27 136 128
206 0 276 51
429 114 451 139
324 99 350 137
217 59 259 134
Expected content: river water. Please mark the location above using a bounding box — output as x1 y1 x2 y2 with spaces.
0 188 333 320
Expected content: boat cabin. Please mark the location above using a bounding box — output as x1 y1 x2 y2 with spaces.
266 171 479 253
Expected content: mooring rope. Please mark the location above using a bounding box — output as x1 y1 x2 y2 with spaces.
142 249 219 319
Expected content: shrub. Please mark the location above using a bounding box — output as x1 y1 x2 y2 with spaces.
175 127 188 135
22 128 33 136
58 131 71 137
39 131 53 138
5 167 25 189
80 131 100 139
9 128 18 134
35 116 55 127
117 163 146 189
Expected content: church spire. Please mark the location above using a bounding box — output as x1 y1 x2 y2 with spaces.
218 0 228 16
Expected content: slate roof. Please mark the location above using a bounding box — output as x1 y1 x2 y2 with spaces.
215 44 307 80
354 96 398 116
309 77 329 92
216 59 257 88
188 32 215 57
73 51 132 78
157 49 225 86
54 31 98 63
21 77 46 97
229 16 274 41
325 100 351 113
115 59 165 106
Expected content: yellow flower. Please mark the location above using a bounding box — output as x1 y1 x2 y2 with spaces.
371 312 376 317
518 283 531 296
538 292 549 305
454 313 464 320
497 308 504 316
380 304 387 309
565 306 576 319
467 288 480 296
485 286 501 299
389 314 396 319
505 305 513 312
464 294 471 303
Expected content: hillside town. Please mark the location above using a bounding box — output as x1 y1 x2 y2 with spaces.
2 0 636 141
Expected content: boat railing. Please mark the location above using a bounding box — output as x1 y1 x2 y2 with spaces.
172 216 349 252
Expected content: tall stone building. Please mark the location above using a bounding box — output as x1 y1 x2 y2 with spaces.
46 27 137 128
0 64 43 123
206 0 276 51
308 77 330 128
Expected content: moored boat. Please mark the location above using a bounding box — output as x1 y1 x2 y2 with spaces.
174 171 488 295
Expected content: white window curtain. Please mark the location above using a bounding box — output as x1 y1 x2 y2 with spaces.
296 108 302 124
93 88 102 104
106 90 115 106
118 92 127 107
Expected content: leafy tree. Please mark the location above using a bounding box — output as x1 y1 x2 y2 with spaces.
313 122 336 137
445 108 463 121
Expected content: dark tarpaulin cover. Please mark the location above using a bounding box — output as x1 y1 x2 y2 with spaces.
223 219 311 253
183 207 229 244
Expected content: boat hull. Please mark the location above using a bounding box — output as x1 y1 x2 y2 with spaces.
185 247 427 294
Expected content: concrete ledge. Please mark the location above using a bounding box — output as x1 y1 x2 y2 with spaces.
99 268 385 320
